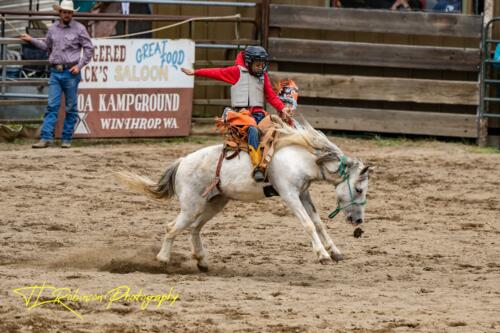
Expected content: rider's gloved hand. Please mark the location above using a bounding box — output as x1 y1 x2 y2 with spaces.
280 107 292 120
282 106 293 117
280 106 296 127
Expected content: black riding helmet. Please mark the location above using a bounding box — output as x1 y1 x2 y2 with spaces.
244 46 269 77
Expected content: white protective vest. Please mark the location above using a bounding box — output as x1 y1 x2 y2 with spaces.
230 66 264 108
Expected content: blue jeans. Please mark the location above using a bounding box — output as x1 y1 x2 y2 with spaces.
247 112 266 149
40 68 81 141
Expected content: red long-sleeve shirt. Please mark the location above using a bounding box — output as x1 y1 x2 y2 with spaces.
194 52 285 114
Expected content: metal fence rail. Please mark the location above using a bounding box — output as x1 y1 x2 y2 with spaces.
479 17 500 120
75 0 257 7
0 10 257 23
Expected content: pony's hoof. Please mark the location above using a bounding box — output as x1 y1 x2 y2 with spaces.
197 263 209 272
319 257 332 265
331 253 344 262
156 253 169 263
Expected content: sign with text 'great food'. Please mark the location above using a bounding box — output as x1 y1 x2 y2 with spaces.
57 39 195 138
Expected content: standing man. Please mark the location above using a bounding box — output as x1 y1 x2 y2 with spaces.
20 0 93 148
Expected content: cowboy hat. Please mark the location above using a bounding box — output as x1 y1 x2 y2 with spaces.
53 0 79 12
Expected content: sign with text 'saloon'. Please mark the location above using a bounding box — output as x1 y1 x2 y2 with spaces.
57 39 195 138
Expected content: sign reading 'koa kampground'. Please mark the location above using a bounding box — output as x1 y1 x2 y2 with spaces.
56 39 195 138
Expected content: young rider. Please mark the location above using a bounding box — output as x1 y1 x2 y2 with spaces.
181 46 292 182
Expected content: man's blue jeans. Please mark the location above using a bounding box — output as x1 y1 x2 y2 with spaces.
40 68 81 142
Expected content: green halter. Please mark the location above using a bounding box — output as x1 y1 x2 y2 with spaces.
328 156 367 219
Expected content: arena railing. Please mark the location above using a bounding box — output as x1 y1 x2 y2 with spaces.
478 17 500 146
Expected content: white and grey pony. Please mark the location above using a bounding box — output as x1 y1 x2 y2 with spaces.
115 119 373 271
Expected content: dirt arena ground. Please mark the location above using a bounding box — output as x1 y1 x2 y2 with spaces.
0 136 499 333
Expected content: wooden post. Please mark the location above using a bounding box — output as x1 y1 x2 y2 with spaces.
463 0 472 14
261 0 270 49
485 0 494 48
479 0 494 147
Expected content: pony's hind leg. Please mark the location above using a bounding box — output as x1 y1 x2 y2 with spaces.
300 191 344 262
191 196 229 272
157 211 195 265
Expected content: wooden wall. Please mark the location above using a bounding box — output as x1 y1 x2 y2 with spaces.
268 4 482 138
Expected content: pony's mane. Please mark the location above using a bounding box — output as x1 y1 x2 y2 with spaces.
272 115 343 156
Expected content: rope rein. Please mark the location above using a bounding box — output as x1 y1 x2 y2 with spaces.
0 16 24 35
98 13 241 39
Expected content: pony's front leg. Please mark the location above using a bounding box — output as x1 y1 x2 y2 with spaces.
300 191 344 262
280 193 332 264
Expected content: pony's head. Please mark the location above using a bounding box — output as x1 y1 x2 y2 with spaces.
274 118 374 225
324 157 374 225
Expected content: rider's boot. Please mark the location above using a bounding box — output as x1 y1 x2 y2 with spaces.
249 145 265 182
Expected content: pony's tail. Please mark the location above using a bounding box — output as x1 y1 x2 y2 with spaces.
114 158 182 199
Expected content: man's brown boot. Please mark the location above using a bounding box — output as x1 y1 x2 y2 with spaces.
32 140 50 149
